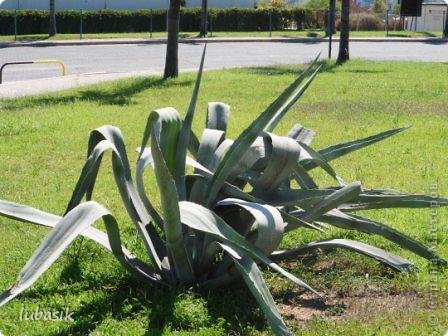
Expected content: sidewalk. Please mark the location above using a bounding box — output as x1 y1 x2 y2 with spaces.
0 70 161 99
1 36 446 48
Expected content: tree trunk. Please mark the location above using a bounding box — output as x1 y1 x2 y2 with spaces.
49 0 57 37
164 0 181 78
444 10 448 38
200 0 208 37
337 0 350 64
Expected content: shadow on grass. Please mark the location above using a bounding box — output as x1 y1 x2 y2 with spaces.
240 61 342 77
34 272 264 336
18 244 264 335
306 32 321 38
17 240 413 335
2 76 194 110
42 276 175 336
388 31 439 38
11 35 51 42
241 66 308 76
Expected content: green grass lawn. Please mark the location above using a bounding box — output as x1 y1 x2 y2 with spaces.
0 29 442 42
0 60 447 335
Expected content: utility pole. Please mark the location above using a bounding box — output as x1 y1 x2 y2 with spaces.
328 0 336 58
200 0 208 37
444 9 448 38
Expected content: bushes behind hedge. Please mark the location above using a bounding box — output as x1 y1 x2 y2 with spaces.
0 7 326 35
335 13 384 31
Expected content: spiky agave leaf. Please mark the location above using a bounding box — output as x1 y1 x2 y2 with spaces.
141 109 195 283
0 200 163 285
303 126 410 171
220 243 293 336
286 124 316 145
65 126 167 273
201 197 286 276
178 201 320 296
0 202 164 308
271 238 413 272
320 210 447 265
261 187 448 210
206 57 322 206
1 50 448 336
206 102 231 133
175 45 207 200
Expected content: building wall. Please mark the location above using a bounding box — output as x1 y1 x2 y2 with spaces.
406 4 447 31
0 0 257 10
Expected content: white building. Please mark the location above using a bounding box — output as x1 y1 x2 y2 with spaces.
0 0 257 10
405 0 447 31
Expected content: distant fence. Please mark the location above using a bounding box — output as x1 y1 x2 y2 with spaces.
0 8 327 35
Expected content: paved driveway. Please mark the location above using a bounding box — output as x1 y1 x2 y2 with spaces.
0 40 447 83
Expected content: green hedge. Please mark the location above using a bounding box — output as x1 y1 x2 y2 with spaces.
0 8 326 35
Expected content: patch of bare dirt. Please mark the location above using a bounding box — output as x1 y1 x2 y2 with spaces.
278 291 425 323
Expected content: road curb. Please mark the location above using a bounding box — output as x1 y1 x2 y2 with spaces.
0 36 446 48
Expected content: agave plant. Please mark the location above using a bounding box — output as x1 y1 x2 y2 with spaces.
1 48 447 335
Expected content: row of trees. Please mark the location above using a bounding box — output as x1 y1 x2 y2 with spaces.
45 0 209 38
164 0 350 77
45 0 350 78
45 0 209 75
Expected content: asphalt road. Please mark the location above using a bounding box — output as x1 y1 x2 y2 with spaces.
0 41 447 83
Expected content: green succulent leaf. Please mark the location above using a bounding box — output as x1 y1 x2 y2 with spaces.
206 56 321 205
0 202 162 308
253 133 301 193
271 238 413 272
287 124 316 145
340 190 448 210
216 198 285 255
183 157 321 232
67 126 166 272
150 114 195 283
179 201 320 296
189 128 226 203
220 244 292 336
304 126 410 170
264 53 322 132
320 210 447 265
0 200 163 285
135 147 165 230
298 141 345 186
207 102 231 133
293 182 362 230
175 45 207 200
